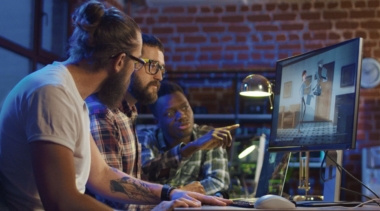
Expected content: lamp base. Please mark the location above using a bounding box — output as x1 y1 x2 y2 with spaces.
292 195 324 202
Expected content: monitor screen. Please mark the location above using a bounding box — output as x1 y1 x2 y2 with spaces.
268 37 363 152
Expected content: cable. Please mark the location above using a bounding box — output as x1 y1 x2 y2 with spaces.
352 198 380 208
323 151 380 200
340 187 373 201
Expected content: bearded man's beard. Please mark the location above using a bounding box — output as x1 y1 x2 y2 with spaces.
98 66 130 109
129 74 160 105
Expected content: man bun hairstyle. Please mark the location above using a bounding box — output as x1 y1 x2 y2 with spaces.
68 0 140 70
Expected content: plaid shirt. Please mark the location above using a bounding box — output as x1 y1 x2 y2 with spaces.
137 124 230 195
86 94 153 211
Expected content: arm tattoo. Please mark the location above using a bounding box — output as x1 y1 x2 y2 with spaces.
110 175 158 203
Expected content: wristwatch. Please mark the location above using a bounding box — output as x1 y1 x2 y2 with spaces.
161 184 176 201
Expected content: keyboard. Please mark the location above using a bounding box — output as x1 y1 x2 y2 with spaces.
230 198 258 208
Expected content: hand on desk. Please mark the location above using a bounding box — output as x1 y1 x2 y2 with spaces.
178 181 206 194
170 189 232 208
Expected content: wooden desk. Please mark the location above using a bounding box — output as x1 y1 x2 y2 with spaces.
174 205 379 210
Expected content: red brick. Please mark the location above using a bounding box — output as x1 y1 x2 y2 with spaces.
214 7 223 13
368 0 380 7
169 17 194 24
255 45 275 50
198 54 209 61
263 34 273 41
251 35 259 42
255 25 279 31
368 131 380 141
273 13 297 21
291 3 299 11
134 17 143 24
195 16 219 23
264 53 275 59
241 5 249 12
355 31 367 39
221 15 244 23
276 34 287 41
336 21 359 29
162 7 185 13
184 36 207 43
223 54 234 60
226 5 237 12
146 17 155 24
302 33 312 40
158 17 168 23
175 46 196 52
177 26 198 33
279 53 289 59
149 8 159 14
350 10 376 18
176 65 195 71
309 21 332 30
236 36 247 42
252 4 262 11
228 25 251 33
187 7 197 13
226 45 249 51
200 6 211 13
266 3 276 11
341 0 352 9
368 30 380 39
300 12 320 20
314 2 324 9
238 53 249 60
184 54 194 62
211 53 222 60
302 2 312 10
247 14 271 22
314 32 327 40
203 26 225 33
323 11 348 19
279 44 302 50
210 36 218 43
152 27 174 34
354 0 366 8
171 37 180 43
361 20 380 29
281 23 303 31
251 53 262 60
172 55 182 62
305 43 324 51
328 32 341 40
222 36 233 42
278 3 290 11
289 34 299 40
200 46 223 51
327 2 338 9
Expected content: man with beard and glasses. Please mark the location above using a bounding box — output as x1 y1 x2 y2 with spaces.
86 33 167 210
0 2 231 211
138 81 239 196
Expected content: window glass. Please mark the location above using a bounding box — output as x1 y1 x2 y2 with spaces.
0 0 34 49
42 0 68 58
0 47 31 109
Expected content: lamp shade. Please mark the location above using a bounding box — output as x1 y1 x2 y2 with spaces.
240 74 272 97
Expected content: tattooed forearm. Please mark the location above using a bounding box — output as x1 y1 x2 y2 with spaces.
110 175 158 203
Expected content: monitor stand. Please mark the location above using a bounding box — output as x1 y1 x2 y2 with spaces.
323 150 343 202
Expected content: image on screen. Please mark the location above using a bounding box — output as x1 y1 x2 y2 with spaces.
269 37 363 152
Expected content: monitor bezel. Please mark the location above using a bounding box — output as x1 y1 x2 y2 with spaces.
268 37 363 152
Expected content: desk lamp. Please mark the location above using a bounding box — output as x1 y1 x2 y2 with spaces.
239 74 273 109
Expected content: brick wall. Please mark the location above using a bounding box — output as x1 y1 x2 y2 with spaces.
128 0 380 200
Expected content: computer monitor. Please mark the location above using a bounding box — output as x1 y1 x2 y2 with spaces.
268 37 362 152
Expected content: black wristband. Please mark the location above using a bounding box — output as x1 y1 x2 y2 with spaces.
161 184 176 201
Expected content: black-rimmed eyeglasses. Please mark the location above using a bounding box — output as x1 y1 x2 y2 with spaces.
110 53 146 71
141 58 166 78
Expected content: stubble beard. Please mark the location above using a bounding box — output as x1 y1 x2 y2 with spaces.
129 73 160 105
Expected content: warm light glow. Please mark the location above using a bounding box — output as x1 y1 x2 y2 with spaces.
240 91 271 97
238 145 256 159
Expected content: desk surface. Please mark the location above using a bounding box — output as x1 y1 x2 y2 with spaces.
174 205 379 211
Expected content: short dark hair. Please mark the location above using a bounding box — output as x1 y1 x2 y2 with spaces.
68 1 140 70
149 81 184 117
142 33 164 53
302 70 307 77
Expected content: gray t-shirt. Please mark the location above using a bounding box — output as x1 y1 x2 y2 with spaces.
0 62 90 210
